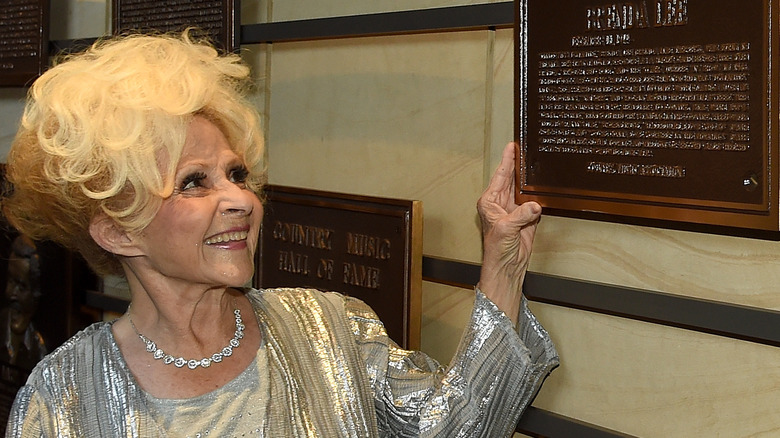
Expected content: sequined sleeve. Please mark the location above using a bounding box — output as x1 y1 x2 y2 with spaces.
5 385 46 437
347 288 558 438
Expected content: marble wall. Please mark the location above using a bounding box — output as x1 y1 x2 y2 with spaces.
1 1 779 436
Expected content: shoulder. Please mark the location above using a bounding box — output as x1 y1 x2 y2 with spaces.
25 321 115 390
248 286 348 310
9 321 139 436
41 321 113 359
249 287 374 314
247 287 386 340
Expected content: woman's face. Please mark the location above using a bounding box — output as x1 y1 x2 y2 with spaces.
133 116 263 288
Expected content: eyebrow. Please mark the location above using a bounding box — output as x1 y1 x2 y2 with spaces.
175 154 245 175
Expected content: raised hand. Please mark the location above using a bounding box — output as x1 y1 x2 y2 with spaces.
476 142 542 324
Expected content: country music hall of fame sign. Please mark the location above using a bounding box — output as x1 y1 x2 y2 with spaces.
516 0 780 233
255 186 423 350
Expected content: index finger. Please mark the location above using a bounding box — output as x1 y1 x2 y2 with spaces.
484 142 518 199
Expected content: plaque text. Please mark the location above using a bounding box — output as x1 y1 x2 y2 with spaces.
271 221 392 291
586 0 688 32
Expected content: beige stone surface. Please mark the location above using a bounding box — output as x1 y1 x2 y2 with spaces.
0 89 26 160
529 301 780 437
50 0 108 40
420 282 475 364
488 29 517 181
265 32 490 262
530 215 780 310
238 46 270 159
240 0 269 24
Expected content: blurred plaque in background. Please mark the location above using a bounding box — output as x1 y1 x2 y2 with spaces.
516 0 780 232
256 185 423 350
113 0 239 52
0 0 49 87
0 167 98 435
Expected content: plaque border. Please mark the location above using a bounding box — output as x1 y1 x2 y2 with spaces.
255 185 424 350
112 0 240 53
0 0 50 87
514 0 780 233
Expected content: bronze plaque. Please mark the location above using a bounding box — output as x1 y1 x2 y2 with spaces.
113 0 239 52
256 185 423 350
516 0 780 231
0 0 49 87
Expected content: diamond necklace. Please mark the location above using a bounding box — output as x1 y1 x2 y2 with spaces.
127 306 245 370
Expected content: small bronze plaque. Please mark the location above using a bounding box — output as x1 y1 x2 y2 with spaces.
516 0 780 231
256 185 423 350
113 0 239 52
0 0 49 87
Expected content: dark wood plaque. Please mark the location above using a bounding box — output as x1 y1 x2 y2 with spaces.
255 185 423 350
113 0 239 52
516 0 780 231
0 0 49 87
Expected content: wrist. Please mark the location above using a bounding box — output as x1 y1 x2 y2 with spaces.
477 271 525 326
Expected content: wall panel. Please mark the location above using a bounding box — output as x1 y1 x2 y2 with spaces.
266 33 489 263
420 281 475 363
531 216 780 311
529 302 780 437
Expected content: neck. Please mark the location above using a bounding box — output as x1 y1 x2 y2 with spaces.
119 265 243 353
127 303 245 370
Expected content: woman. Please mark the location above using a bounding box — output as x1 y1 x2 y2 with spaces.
2 32 557 437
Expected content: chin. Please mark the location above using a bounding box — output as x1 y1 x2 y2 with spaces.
222 270 254 288
227 278 252 288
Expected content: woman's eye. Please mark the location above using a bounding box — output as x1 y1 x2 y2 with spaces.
180 172 207 191
230 166 249 185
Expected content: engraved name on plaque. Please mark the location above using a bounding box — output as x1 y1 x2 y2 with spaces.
113 0 239 52
0 0 49 87
516 0 780 231
256 186 423 350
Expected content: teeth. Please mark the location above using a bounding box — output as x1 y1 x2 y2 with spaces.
205 230 249 245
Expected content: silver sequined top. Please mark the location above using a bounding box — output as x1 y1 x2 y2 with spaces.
6 287 558 437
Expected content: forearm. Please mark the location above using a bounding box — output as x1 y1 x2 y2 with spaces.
476 280 523 326
362 290 558 437
401 290 556 436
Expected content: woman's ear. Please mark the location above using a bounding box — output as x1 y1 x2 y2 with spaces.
89 214 144 257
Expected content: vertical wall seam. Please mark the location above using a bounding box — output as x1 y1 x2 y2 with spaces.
262 0 274 168
484 28 497 188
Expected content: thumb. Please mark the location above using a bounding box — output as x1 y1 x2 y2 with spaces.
509 201 542 227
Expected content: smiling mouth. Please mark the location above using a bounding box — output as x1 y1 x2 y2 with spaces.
205 230 249 245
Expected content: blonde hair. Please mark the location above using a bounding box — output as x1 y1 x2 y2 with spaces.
3 31 265 276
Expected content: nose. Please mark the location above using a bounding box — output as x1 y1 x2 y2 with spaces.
218 180 256 217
